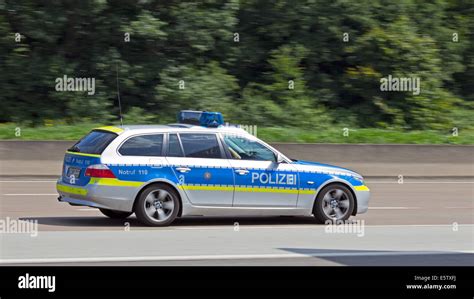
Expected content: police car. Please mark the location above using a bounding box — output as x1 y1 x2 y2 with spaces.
57 111 370 226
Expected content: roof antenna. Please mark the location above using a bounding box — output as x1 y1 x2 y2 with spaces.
116 63 124 127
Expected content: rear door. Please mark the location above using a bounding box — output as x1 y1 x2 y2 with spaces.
62 130 117 186
166 133 234 206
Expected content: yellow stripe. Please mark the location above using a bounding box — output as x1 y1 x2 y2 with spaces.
235 186 299 194
57 184 88 196
95 126 124 134
180 185 234 192
88 178 143 187
179 185 311 194
66 151 101 158
354 185 370 191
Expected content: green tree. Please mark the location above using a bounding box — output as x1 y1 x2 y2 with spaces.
155 61 239 122
240 44 331 128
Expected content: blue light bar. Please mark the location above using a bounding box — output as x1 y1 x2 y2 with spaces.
177 110 224 127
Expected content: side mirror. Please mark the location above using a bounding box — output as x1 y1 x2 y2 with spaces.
277 153 286 164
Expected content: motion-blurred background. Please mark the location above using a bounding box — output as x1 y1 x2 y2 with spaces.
0 1 473 268
0 0 473 143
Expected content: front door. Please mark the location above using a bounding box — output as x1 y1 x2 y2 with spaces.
222 134 299 207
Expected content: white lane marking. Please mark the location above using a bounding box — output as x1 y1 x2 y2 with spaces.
77 208 99 211
0 181 57 183
446 206 473 209
0 223 470 232
3 194 57 196
1 223 469 232
1 250 473 264
369 207 420 210
367 181 474 184
357 224 474 228
168 224 474 230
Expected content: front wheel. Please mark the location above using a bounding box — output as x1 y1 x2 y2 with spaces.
313 183 355 224
134 184 180 227
99 208 133 219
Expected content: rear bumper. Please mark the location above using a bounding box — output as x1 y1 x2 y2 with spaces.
56 178 138 212
354 189 370 214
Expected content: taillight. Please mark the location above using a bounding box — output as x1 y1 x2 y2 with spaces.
85 164 116 178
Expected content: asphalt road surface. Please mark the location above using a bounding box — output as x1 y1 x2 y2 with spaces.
0 177 473 266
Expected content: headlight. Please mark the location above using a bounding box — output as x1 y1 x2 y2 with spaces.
354 175 364 184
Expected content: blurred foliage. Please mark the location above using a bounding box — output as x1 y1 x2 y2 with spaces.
0 0 473 135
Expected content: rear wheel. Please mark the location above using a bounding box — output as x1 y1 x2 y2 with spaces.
134 184 180 227
99 208 133 219
313 183 355 224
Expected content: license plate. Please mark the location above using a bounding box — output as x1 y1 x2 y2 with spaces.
67 167 81 178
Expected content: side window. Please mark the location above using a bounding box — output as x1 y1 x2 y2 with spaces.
223 135 276 162
168 133 184 157
119 134 163 156
179 133 222 159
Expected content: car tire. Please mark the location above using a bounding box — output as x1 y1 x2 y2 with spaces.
99 208 133 219
134 184 180 227
313 183 355 224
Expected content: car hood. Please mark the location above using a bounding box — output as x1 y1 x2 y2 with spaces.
291 159 360 177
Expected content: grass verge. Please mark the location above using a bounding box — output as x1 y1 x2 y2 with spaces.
0 123 472 144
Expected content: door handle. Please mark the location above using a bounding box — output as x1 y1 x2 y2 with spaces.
235 169 249 175
175 167 191 173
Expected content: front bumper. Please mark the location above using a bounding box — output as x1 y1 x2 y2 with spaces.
354 188 370 214
56 178 139 212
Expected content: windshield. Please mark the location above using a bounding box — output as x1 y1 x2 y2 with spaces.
68 130 117 155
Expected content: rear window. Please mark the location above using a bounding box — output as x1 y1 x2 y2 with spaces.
119 134 164 156
68 130 117 155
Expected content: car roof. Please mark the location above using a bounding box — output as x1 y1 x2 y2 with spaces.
95 124 251 136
